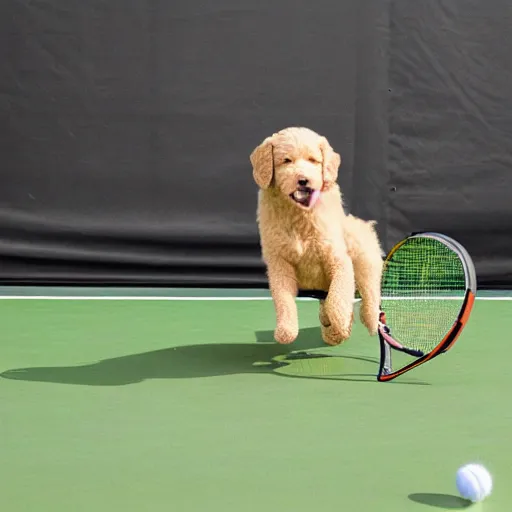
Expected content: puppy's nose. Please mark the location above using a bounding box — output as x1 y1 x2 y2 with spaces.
298 178 309 186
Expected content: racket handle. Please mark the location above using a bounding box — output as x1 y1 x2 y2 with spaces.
402 347 424 358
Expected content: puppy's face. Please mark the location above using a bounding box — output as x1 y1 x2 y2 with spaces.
272 129 324 209
250 127 341 210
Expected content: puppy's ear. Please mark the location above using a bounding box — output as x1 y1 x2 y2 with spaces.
250 136 274 189
320 137 341 189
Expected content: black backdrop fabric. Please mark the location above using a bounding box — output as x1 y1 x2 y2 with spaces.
0 0 511 288
387 0 512 289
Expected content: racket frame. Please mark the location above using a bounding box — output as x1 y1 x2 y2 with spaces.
377 231 477 382
296 232 477 383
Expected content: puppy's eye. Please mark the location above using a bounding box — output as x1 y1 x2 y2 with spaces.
308 157 319 163
283 158 292 163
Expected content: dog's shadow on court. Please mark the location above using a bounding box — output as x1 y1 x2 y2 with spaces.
1 327 429 387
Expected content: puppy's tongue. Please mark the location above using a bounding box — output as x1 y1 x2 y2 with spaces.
309 189 321 208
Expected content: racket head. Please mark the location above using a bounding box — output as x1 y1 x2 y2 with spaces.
377 232 477 382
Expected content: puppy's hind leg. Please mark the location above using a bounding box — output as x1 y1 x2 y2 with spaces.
354 257 383 335
346 218 383 335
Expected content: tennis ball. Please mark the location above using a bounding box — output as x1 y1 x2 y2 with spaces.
456 463 493 502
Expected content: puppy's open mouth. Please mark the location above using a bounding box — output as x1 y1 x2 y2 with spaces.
290 187 320 208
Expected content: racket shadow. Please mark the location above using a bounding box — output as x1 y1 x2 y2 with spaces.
270 352 430 386
255 327 431 386
408 493 470 509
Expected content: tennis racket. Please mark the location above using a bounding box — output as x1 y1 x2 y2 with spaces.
377 232 477 382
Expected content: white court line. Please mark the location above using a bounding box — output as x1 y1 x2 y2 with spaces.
0 295 508 301
0 295 314 301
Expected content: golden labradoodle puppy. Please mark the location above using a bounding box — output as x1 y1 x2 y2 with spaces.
250 126 383 346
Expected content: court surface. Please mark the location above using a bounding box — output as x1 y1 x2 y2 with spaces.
1 287 510 512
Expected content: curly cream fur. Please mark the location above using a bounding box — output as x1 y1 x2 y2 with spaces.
250 126 383 346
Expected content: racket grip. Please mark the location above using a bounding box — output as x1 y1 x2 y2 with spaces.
403 347 424 358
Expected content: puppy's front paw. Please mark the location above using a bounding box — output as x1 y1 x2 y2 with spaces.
321 325 345 346
325 299 354 341
274 323 298 344
321 313 353 345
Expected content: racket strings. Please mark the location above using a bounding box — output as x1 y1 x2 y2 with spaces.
381 238 466 353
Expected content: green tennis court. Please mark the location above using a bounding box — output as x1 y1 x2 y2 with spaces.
1 287 510 511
